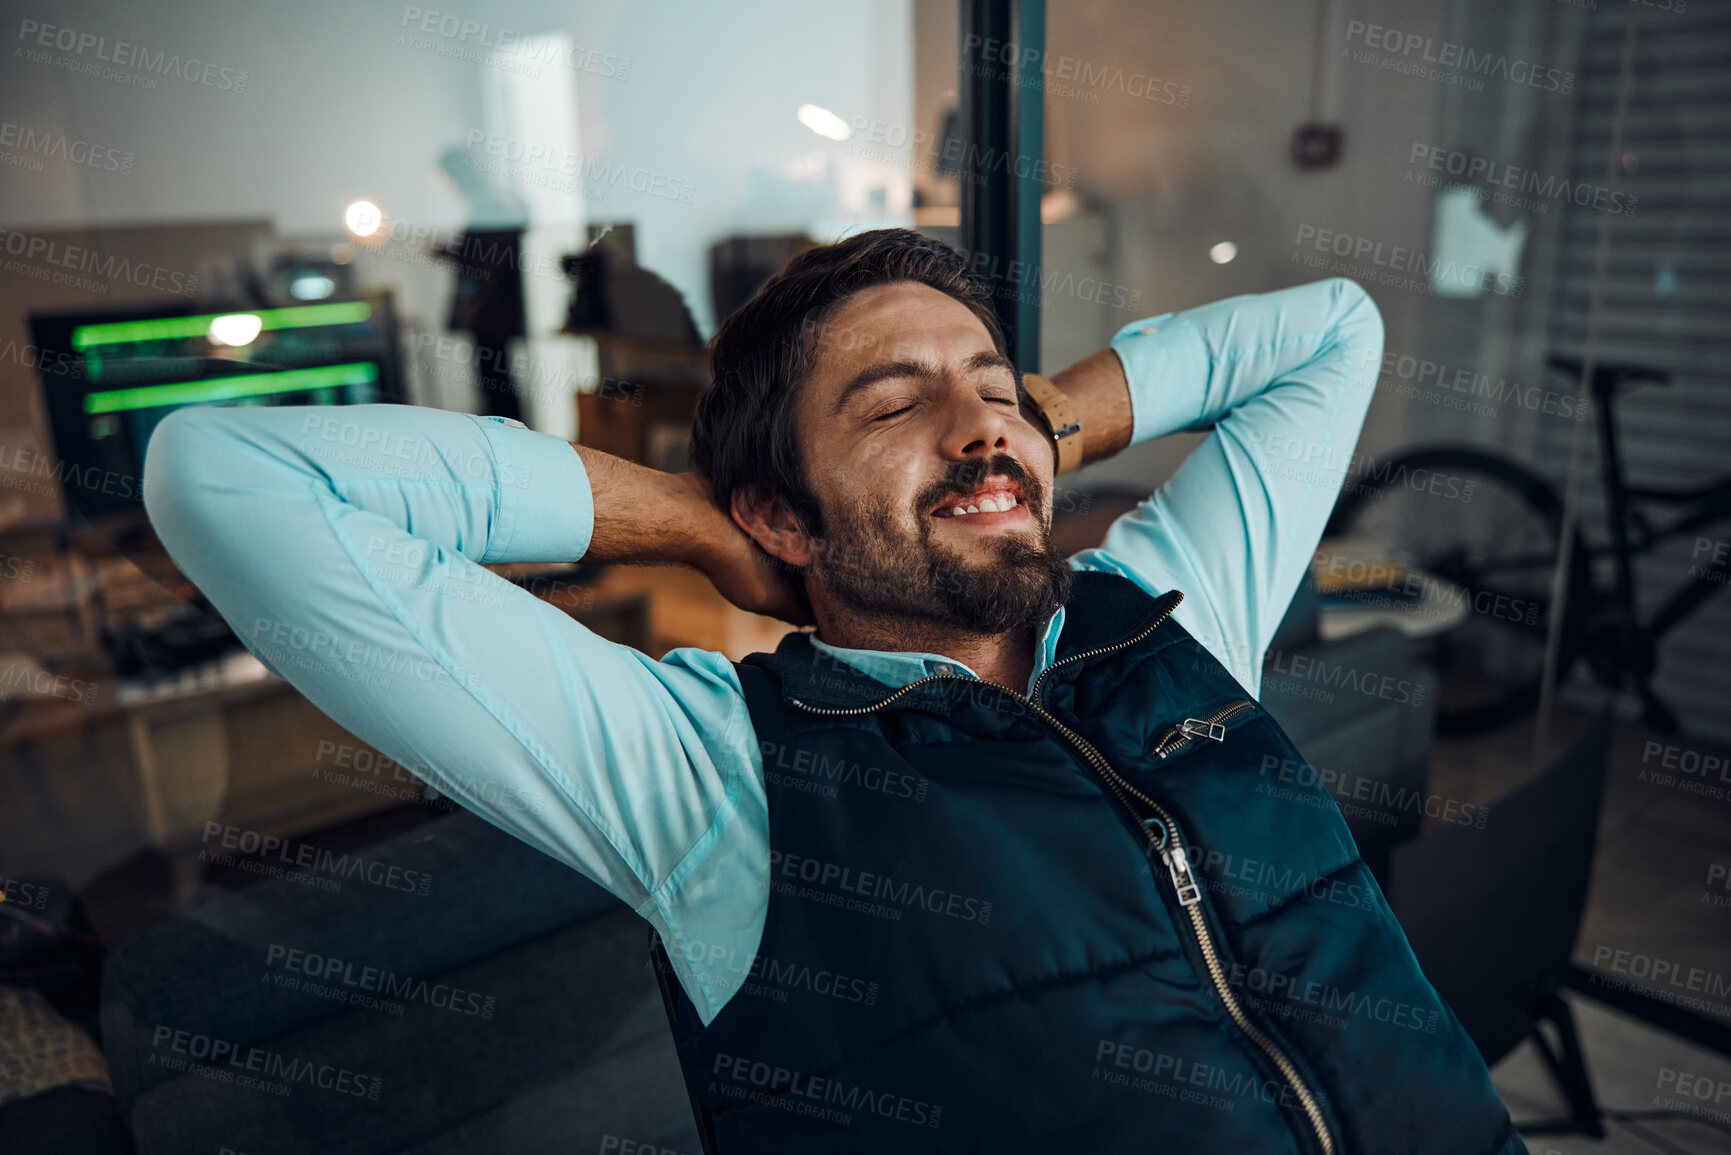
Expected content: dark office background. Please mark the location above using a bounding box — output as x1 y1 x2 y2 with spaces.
0 2 1727 1153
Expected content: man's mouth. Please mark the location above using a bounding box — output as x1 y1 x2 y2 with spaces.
931 483 1026 520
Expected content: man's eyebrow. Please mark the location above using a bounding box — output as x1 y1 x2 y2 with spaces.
965 350 1018 377
829 350 1018 417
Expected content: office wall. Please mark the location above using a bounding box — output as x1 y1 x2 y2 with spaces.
0 0 916 514
0 0 914 320
911 0 1580 488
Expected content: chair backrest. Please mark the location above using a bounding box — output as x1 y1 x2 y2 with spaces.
1387 711 1610 1065
1259 625 1436 887
646 926 721 1155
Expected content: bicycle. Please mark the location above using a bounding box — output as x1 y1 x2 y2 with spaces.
1322 354 1731 735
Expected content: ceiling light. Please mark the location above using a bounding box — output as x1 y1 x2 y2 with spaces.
797 104 851 142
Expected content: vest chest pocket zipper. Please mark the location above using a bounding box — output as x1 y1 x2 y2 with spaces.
1150 699 1258 760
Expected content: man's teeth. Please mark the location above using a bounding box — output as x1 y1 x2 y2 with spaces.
947 494 1019 516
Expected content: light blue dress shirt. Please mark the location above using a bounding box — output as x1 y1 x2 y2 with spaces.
142 277 1382 1026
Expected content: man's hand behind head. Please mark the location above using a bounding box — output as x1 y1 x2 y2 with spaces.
679 472 814 627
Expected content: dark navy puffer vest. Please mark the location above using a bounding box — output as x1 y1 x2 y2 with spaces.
658 571 1526 1155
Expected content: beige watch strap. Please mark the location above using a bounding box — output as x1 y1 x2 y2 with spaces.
1021 372 1083 475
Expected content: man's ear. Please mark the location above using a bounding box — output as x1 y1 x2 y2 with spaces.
730 485 814 568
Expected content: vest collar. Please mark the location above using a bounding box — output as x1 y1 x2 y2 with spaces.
746 571 1181 712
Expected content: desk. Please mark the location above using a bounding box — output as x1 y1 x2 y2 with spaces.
0 571 702 898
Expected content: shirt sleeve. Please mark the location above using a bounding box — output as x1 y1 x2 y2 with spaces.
140 402 755 916
1070 277 1383 694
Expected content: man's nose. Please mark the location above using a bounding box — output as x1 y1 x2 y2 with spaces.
937 390 1014 461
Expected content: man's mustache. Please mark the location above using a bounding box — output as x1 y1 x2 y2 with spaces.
920 454 1040 515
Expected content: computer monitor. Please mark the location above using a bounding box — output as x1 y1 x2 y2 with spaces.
29 289 406 521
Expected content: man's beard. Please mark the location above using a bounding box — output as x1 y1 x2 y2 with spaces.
808 454 1074 637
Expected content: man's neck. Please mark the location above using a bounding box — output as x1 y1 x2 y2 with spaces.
811 606 1038 695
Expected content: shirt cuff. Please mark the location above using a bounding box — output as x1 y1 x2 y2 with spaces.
1109 312 1210 446
469 415 595 564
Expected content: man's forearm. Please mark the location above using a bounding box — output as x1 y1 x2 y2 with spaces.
571 442 810 623
573 443 721 568
1040 349 1135 474
1106 279 1382 449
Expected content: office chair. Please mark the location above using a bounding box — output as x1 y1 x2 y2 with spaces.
1388 710 1612 1137
647 927 722 1155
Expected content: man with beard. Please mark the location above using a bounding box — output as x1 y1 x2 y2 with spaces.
143 229 1526 1154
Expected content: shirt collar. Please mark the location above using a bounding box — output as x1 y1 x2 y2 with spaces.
805 604 1069 697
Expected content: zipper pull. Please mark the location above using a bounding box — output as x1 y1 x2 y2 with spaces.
1179 717 1227 742
1160 845 1203 906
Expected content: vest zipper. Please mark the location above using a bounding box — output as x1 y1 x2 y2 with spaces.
1150 699 1259 760
786 591 1337 1155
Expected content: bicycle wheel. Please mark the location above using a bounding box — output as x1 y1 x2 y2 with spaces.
1324 446 1592 734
